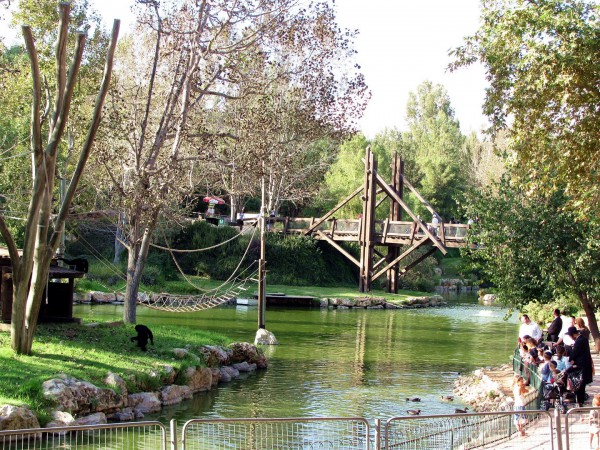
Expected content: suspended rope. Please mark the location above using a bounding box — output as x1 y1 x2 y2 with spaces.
150 220 257 253
162 223 258 294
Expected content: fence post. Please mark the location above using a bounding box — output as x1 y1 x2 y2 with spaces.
554 409 563 450
374 418 381 450
170 419 178 450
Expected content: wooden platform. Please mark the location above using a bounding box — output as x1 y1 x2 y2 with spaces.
252 293 318 308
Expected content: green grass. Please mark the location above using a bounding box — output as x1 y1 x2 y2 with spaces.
0 322 231 421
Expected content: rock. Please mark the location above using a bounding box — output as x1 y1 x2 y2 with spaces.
173 348 189 359
137 292 150 304
320 298 329 308
115 293 125 302
161 365 177 385
232 362 257 372
228 342 268 369
434 267 443 276
198 345 231 366
127 392 161 414
160 385 192 406
210 368 221 387
0 405 40 430
73 292 91 303
75 412 107 426
90 292 116 303
481 294 497 305
104 372 128 399
184 367 213 393
255 329 278 345
219 366 240 382
42 374 123 415
106 407 135 422
46 410 75 429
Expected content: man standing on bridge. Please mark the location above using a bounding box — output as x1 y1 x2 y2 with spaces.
519 314 542 344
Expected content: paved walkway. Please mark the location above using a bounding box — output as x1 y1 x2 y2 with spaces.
481 351 600 450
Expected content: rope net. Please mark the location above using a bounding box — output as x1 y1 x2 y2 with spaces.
137 263 259 312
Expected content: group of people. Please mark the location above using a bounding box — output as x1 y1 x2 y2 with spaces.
517 311 594 408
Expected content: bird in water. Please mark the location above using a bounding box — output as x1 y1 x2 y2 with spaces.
455 407 469 414
405 397 421 402
407 409 421 415
441 395 454 401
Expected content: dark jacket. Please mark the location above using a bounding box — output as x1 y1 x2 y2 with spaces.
546 316 562 338
570 334 594 384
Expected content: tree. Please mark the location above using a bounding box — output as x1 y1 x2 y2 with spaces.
463 175 600 350
404 81 468 220
0 3 118 354
93 0 367 324
451 0 600 218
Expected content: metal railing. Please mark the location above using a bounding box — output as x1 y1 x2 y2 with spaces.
385 410 554 450
181 417 372 450
513 348 545 407
0 420 167 450
1 408 599 449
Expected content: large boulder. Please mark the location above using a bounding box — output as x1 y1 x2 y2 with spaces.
42 375 123 415
198 345 231 367
254 329 278 345
219 366 240 383
0 405 40 431
228 342 268 369
104 372 128 399
127 392 162 414
184 367 213 393
233 362 257 373
90 292 116 303
46 410 75 429
160 385 192 406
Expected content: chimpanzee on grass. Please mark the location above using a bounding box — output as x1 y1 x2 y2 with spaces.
130 324 154 351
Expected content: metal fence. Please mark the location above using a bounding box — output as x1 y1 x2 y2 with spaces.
1 409 599 449
181 417 372 450
0 421 167 450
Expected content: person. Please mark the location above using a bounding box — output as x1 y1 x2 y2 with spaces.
546 309 563 343
431 214 440 236
590 394 600 450
513 375 528 436
540 351 554 383
548 360 561 383
576 317 592 341
553 345 571 371
555 316 576 352
567 326 594 407
519 314 543 344
526 337 540 366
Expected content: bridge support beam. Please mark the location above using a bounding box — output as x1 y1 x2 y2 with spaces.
386 154 403 293
359 147 377 293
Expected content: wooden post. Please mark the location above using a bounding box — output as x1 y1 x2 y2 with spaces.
359 147 377 292
257 176 267 330
386 153 403 293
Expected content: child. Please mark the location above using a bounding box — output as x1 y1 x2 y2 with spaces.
548 360 561 383
540 351 553 383
553 345 571 371
513 375 528 436
590 394 600 450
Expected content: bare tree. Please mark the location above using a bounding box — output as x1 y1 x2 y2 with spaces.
0 3 118 354
94 0 367 324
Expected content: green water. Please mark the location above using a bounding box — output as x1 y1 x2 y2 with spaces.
73 293 518 423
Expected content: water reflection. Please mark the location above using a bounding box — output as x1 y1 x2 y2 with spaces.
74 292 518 422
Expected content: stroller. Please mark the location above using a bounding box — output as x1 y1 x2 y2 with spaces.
540 371 570 412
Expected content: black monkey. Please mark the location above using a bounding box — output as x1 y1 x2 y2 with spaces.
130 324 154 351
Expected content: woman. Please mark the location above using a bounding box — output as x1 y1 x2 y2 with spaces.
567 327 594 407
575 317 591 341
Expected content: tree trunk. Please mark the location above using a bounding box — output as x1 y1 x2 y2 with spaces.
579 292 600 353
123 210 158 324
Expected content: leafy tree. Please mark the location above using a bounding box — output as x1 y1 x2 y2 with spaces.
463 175 600 350
451 0 600 218
404 81 468 220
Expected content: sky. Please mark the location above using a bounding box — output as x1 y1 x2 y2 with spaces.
3 0 489 138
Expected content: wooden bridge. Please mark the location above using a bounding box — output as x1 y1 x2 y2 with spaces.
263 148 469 294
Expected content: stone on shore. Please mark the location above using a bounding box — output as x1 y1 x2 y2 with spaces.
0 405 40 431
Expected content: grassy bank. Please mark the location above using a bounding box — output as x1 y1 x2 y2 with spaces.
0 322 231 422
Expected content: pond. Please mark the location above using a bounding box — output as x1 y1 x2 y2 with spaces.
73 293 518 424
